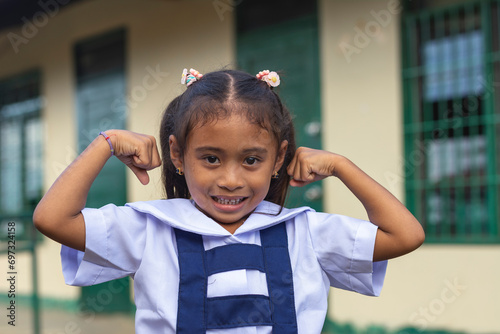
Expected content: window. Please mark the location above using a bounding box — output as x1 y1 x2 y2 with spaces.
236 1 323 211
74 29 131 313
0 71 43 241
402 1 500 242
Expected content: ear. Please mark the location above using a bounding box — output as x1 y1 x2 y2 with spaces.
274 140 288 173
169 135 183 169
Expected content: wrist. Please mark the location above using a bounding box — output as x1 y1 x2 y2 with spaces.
98 130 117 157
330 154 351 178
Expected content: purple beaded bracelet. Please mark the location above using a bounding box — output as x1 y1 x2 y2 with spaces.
99 131 115 156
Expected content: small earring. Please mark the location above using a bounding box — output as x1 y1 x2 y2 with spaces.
272 171 279 179
176 168 184 176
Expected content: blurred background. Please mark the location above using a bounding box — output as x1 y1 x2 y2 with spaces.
0 0 499 333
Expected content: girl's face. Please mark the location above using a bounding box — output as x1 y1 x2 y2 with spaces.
170 114 287 233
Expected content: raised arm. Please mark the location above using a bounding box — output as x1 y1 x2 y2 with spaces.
33 130 161 251
287 147 425 262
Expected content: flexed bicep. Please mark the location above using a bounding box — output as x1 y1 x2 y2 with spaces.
33 130 161 251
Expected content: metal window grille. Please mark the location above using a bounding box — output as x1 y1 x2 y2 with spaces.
0 71 43 241
402 1 500 243
0 71 42 334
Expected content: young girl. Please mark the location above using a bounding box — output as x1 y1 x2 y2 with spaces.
34 68 424 333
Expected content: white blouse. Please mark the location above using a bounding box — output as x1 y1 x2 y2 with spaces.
61 199 387 334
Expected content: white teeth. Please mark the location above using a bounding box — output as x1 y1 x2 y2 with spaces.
215 197 243 205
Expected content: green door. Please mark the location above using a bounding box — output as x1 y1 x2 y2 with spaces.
75 29 131 313
237 13 323 211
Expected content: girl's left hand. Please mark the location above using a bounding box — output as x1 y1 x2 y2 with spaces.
287 147 339 187
288 147 425 261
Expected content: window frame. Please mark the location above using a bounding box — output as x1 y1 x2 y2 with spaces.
402 0 500 244
0 70 43 242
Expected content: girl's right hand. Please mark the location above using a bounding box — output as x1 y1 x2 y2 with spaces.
106 130 162 185
34 129 162 251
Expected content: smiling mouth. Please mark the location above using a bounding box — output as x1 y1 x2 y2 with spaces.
212 196 246 205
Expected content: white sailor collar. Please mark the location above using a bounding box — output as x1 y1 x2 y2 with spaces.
126 199 313 237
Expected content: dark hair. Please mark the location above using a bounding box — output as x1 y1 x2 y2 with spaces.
160 69 296 208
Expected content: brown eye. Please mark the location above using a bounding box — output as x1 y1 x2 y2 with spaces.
244 157 258 165
205 156 219 164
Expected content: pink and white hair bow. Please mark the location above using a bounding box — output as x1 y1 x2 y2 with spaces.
256 70 280 87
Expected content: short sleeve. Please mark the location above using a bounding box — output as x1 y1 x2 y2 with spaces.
61 204 148 286
307 211 387 296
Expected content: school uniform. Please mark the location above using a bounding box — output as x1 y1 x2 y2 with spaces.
61 199 387 334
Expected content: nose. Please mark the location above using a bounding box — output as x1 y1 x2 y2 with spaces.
217 164 244 191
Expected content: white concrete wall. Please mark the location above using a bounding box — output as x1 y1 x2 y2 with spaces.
319 1 500 333
0 0 234 301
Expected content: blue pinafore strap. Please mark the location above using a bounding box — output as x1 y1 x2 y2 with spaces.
174 222 298 333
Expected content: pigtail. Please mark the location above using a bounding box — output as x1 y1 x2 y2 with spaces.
264 91 296 207
160 96 190 199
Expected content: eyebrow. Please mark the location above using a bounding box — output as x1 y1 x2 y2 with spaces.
194 146 269 155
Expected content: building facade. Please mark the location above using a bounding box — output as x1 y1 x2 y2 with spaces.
0 0 498 332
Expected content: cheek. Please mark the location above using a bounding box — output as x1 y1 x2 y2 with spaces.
250 174 272 193
184 167 214 195
185 173 205 190
183 158 202 184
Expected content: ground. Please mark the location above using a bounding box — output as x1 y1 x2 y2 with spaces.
0 303 134 334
